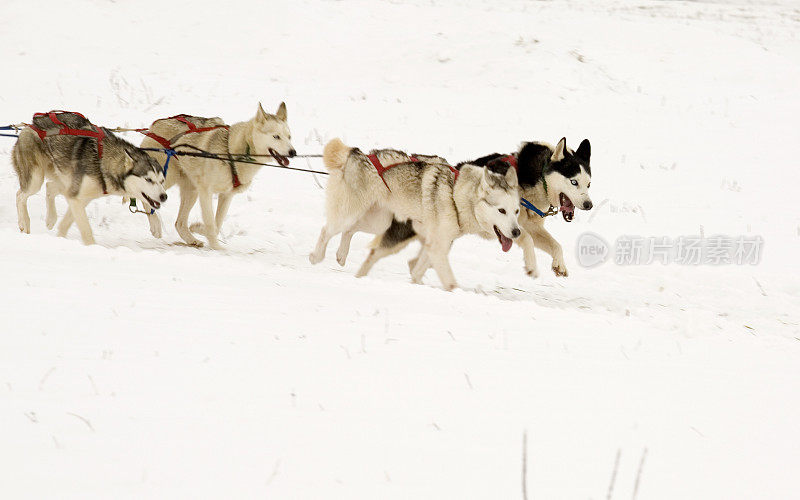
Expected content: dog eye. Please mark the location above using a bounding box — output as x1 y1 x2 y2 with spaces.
273 134 280 139
498 208 506 214
588 182 591 188
515 209 519 215
571 179 578 186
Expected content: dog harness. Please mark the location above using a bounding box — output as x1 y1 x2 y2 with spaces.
28 111 109 194
367 154 459 192
142 115 242 188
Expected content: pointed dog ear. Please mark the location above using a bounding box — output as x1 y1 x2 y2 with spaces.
551 137 567 162
575 139 591 161
275 102 287 121
124 150 135 171
481 166 493 190
504 163 518 187
256 102 268 124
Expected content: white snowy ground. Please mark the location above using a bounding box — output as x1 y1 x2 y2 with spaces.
1 1 799 498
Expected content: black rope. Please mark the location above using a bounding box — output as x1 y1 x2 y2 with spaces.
140 145 329 176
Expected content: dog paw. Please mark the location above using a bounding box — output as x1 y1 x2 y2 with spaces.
309 252 323 265
526 267 540 279
552 261 568 277
185 238 204 247
150 226 163 239
335 252 348 267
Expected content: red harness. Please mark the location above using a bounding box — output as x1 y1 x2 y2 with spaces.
367 154 459 192
496 154 518 171
28 111 109 193
28 110 107 158
139 114 241 188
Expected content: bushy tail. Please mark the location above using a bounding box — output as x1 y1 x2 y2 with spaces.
323 138 352 172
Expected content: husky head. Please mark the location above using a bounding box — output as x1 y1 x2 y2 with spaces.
122 149 167 209
251 102 296 167
475 165 522 252
543 137 592 222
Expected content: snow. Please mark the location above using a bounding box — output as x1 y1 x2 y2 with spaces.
1 0 799 498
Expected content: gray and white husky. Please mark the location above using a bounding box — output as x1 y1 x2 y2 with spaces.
12 112 167 245
356 137 593 279
311 138 522 291
308 148 449 267
139 103 295 249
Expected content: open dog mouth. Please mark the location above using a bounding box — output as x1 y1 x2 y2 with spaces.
494 226 513 252
141 192 161 210
269 148 290 167
559 193 575 222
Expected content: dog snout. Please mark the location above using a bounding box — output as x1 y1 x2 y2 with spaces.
160 193 168 203
583 200 593 210
511 227 521 238
289 149 297 157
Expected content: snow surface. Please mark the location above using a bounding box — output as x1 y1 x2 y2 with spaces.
1 1 799 498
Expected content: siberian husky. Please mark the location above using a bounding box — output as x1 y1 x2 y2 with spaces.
12 111 167 245
311 138 522 291
139 103 295 249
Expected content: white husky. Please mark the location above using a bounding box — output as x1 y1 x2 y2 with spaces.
139 103 295 249
312 138 522 291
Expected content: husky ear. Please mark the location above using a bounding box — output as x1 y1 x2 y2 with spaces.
551 137 567 162
256 102 268 124
481 166 492 190
124 150 135 171
275 102 287 121
575 139 591 161
504 164 518 187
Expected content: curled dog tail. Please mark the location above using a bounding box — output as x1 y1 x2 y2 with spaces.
323 138 352 172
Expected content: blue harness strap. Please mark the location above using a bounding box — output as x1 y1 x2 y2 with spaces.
0 125 20 138
520 197 548 217
162 148 176 176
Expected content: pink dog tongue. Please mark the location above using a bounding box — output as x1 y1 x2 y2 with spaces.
500 234 512 252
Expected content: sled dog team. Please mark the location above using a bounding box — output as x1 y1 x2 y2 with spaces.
11 105 593 290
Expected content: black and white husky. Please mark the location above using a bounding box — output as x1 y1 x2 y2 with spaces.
355 137 593 279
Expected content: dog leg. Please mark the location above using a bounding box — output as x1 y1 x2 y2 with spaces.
146 211 163 239
309 224 338 264
57 206 74 237
45 181 60 230
517 228 540 278
65 198 95 245
215 192 233 236
335 228 357 266
530 225 567 277
425 241 457 291
16 189 32 234
174 184 202 247
197 189 220 249
355 238 416 278
15 168 44 234
409 248 431 285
